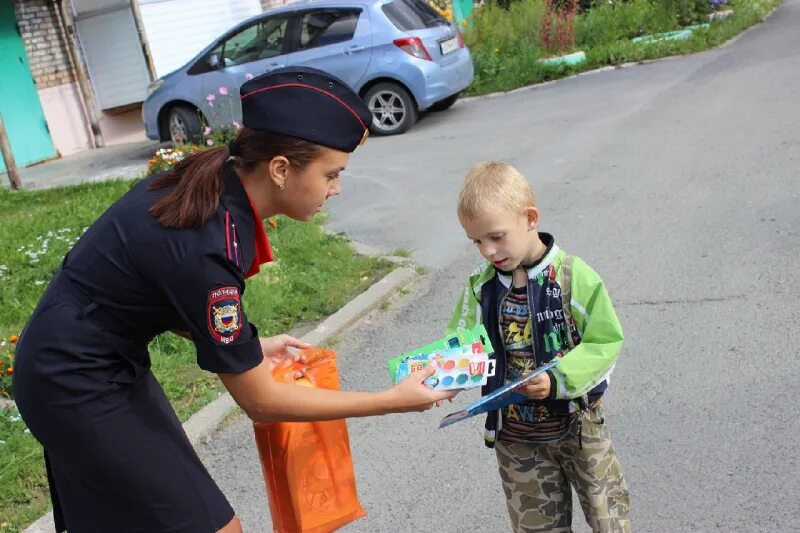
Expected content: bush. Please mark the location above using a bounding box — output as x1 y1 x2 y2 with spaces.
464 0 547 54
576 0 683 47
540 0 581 54
464 0 781 95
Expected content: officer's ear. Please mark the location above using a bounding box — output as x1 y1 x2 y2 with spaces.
267 156 291 190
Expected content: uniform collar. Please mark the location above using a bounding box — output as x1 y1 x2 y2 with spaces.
221 164 274 278
244 193 273 278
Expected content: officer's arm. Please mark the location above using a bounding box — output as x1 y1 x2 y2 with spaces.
155 250 456 418
219 359 455 422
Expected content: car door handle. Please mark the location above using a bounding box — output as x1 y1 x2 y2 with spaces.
344 45 365 55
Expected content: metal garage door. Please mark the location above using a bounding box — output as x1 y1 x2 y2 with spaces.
72 0 151 109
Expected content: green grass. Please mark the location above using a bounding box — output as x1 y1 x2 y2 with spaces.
463 0 782 95
0 406 50 531
0 179 393 532
388 248 413 258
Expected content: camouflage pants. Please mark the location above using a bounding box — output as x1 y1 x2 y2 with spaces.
495 406 630 533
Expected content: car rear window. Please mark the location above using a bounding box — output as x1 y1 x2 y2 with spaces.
299 9 360 50
381 0 447 31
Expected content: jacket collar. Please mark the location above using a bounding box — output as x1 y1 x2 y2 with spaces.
496 232 560 289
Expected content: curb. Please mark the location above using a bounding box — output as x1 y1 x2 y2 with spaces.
459 4 782 104
24 265 418 533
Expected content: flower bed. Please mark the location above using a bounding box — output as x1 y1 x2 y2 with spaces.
0 335 17 401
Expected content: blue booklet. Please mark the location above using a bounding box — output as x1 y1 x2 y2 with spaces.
438 358 562 429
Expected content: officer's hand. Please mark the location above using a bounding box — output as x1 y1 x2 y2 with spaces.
387 365 459 413
259 335 311 376
515 373 551 400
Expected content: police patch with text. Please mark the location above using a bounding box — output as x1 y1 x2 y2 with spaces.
207 286 243 344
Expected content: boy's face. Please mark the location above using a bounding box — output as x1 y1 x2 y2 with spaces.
460 207 541 270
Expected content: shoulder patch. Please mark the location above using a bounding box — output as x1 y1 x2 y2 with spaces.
207 286 243 344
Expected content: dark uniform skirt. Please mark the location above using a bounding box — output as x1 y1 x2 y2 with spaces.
13 272 234 533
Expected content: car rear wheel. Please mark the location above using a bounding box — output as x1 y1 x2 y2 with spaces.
365 83 417 136
428 93 459 112
166 105 203 145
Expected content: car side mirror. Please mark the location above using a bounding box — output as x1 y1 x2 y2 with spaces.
208 53 221 70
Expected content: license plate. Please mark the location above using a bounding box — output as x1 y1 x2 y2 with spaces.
439 37 458 56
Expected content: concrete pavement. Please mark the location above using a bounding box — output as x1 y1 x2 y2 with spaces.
10 1 799 529
199 1 800 531
1 139 162 190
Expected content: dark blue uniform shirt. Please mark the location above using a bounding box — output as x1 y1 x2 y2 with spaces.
12 162 277 532
59 162 268 378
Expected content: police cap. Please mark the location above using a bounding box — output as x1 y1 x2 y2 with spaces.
239 67 373 153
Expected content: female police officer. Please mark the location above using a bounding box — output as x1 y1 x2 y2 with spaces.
12 67 454 533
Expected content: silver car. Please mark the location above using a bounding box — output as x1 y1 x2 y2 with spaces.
143 0 474 143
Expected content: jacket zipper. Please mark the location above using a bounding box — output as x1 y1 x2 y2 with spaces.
526 276 540 368
495 281 512 433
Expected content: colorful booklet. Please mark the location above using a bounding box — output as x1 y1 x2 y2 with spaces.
438 358 562 429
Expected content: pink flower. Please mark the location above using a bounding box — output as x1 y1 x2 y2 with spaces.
204 126 212 135
206 94 216 102
206 139 214 146
218 86 228 95
245 73 254 80
233 121 242 130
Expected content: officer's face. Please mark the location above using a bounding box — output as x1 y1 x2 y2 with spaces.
283 147 349 221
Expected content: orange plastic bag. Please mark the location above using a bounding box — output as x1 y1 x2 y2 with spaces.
253 348 366 533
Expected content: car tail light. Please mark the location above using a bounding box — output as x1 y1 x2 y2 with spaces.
393 37 432 61
456 27 465 48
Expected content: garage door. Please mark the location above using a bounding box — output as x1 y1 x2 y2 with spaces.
73 0 151 109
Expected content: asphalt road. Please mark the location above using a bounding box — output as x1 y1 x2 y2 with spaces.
198 2 800 531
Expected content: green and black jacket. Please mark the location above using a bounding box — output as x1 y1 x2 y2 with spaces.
446 233 624 448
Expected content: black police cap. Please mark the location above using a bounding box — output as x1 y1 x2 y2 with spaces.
239 67 373 153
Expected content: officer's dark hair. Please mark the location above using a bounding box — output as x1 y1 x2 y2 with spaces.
149 128 322 228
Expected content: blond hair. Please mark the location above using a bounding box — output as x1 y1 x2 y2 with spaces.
457 161 536 220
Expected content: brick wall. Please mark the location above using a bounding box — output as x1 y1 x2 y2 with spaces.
13 0 75 89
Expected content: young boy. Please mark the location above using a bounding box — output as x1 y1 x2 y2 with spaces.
447 162 630 532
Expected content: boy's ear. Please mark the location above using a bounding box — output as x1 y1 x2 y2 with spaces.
524 207 540 231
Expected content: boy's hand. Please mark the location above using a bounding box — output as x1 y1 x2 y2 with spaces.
515 373 551 400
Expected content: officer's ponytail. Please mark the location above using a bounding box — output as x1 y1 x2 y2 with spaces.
149 129 321 228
